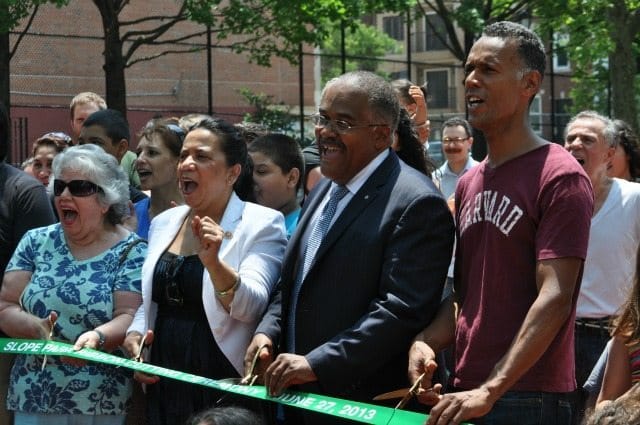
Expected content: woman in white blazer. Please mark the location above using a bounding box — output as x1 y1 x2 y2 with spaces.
124 117 287 425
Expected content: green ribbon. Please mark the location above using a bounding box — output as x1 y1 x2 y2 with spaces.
0 338 427 424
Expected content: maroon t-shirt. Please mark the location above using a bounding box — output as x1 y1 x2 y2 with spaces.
453 143 593 392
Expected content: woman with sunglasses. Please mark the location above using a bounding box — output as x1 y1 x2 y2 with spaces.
134 118 185 239
0 144 147 425
124 117 287 425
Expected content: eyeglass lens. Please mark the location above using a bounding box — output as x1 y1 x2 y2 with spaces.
53 180 100 197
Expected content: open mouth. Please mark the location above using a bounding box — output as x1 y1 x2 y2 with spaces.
467 95 483 108
180 179 198 195
318 141 344 157
60 208 78 225
137 169 152 179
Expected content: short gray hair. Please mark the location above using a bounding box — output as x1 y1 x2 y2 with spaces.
324 71 400 134
51 144 129 225
565 110 616 147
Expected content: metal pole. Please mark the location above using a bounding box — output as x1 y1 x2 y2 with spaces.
341 20 346 74
299 43 305 144
549 30 556 141
406 9 412 81
207 25 213 116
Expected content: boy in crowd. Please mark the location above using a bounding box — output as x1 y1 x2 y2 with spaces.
248 134 304 238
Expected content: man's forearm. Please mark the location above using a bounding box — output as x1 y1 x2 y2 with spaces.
414 293 457 353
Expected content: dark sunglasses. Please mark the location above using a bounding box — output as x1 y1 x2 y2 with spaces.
53 179 101 197
166 124 186 145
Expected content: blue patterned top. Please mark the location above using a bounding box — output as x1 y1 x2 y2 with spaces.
5 224 146 415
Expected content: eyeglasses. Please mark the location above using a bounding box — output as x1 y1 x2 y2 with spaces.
53 179 102 197
308 113 387 134
164 255 185 307
442 137 469 145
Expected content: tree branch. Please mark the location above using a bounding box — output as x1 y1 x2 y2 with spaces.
126 47 205 67
120 14 186 27
417 0 465 61
10 4 39 60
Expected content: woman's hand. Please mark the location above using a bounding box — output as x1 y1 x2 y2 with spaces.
409 85 428 125
124 330 160 384
65 329 104 367
191 215 225 268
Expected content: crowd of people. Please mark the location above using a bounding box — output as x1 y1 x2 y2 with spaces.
0 19 639 425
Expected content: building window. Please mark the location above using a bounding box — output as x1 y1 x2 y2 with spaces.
425 14 447 51
383 15 404 41
530 95 542 135
553 33 570 71
425 70 449 109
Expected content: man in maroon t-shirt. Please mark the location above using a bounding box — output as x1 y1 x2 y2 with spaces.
408 22 594 425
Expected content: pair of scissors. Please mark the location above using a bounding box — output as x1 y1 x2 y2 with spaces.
239 343 268 386
133 332 149 363
40 314 57 371
373 373 427 409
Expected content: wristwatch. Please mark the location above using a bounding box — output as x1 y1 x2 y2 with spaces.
93 329 106 349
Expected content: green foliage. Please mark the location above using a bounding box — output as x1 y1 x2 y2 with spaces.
320 21 402 84
186 0 415 67
238 88 297 135
534 0 640 126
0 0 68 32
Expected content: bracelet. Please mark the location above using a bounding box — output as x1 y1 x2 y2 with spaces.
93 329 106 349
215 276 240 297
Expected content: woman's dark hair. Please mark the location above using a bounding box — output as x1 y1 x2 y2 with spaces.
0 102 9 162
395 108 434 177
190 117 255 202
612 119 640 180
186 406 264 425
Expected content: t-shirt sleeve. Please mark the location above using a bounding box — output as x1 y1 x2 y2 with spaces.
537 172 594 260
13 184 56 244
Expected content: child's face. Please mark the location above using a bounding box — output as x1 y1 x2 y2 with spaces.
250 151 297 213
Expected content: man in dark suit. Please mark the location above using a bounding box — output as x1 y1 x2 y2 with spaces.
245 71 454 424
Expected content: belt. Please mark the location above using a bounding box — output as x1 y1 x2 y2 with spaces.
575 317 613 331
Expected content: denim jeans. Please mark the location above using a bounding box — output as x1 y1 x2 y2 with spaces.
472 391 574 425
574 322 610 424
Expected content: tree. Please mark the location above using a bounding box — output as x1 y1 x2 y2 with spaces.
320 21 401 85
238 88 296 135
413 0 531 64
535 0 640 130
0 1 68 112
88 0 416 115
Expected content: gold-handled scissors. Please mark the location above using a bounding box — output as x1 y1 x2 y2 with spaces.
240 343 268 386
41 314 57 371
133 332 148 363
373 372 427 409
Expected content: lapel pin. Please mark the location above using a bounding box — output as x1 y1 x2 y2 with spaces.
223 231 233 240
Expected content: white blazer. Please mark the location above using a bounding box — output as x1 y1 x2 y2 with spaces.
128 192 287 374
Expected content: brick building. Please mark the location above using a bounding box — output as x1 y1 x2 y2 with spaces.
8 0 316 164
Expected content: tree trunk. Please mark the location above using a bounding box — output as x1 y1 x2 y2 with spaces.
608 0 639 132
94 0 127 116
0 32 10 114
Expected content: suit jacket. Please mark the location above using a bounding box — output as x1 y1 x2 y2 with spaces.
256 151 455 404
128 192 287 374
